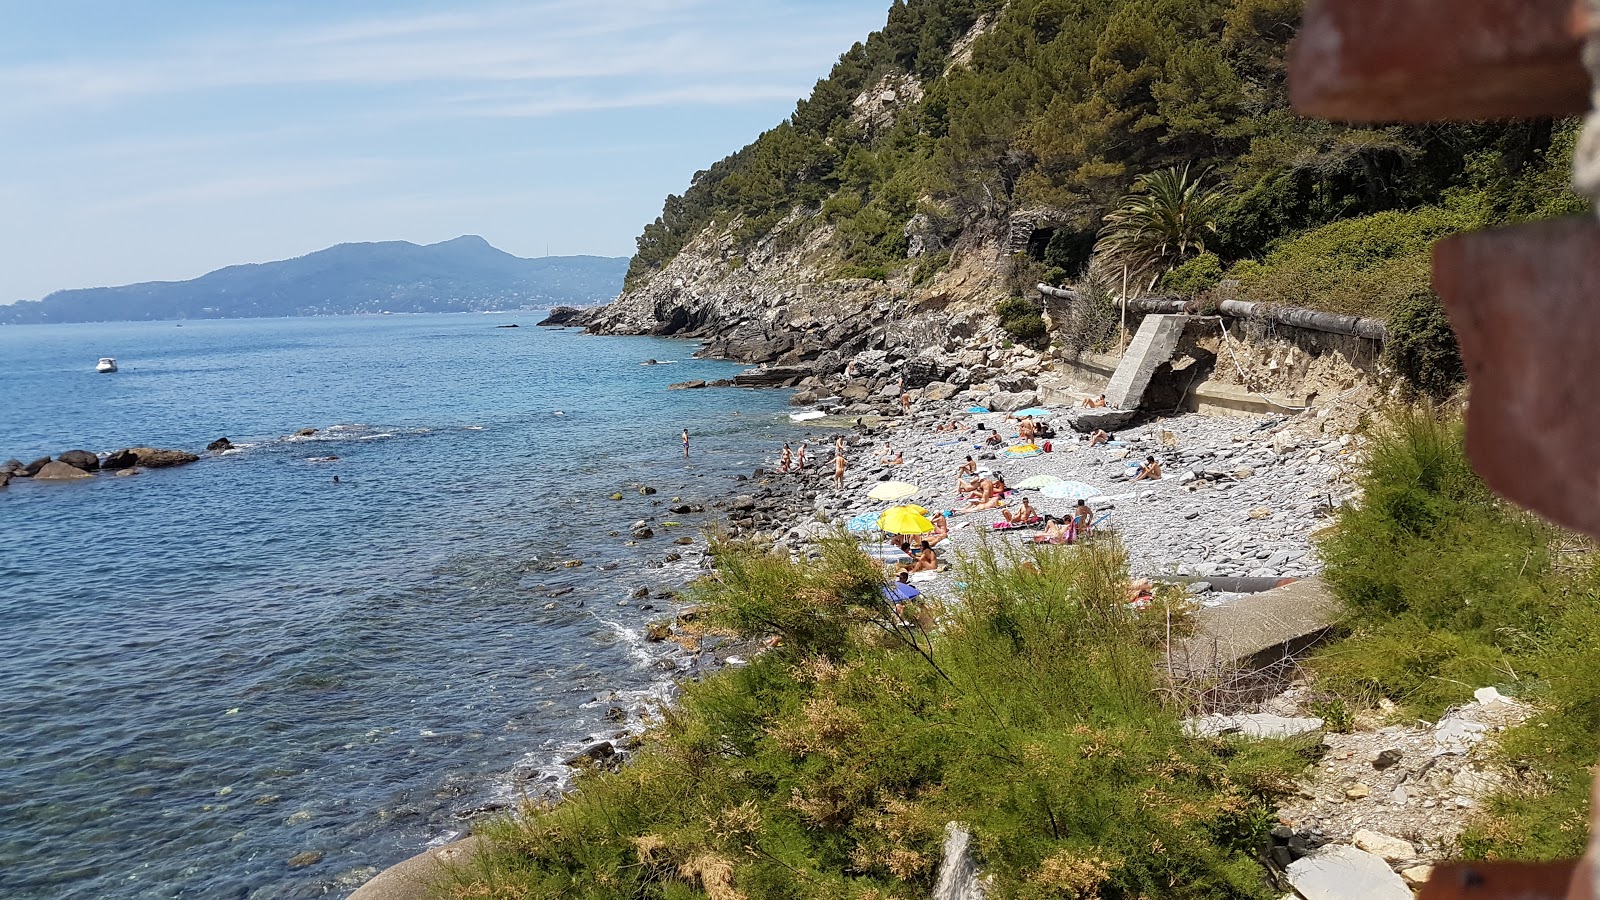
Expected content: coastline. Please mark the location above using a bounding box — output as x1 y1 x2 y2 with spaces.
350 339 1369 896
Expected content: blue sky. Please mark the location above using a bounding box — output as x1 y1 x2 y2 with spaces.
0 1 891 302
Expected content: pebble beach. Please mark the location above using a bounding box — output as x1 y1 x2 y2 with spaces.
765 398 1366 602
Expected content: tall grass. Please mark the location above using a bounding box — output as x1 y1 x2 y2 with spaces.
1314 405 1599 860
445 537 1304 899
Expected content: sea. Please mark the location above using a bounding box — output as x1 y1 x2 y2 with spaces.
0 313 805 899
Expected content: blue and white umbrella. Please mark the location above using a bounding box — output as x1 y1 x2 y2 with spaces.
1041 481 1101 500
1014 407 1053 418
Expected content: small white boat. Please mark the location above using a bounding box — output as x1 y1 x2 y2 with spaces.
96 357 118 373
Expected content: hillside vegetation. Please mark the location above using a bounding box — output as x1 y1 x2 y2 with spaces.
624 0 1586 321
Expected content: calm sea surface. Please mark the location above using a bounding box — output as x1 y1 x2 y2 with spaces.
0 314 800 898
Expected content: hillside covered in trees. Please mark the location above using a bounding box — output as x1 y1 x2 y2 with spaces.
621 0 1586 326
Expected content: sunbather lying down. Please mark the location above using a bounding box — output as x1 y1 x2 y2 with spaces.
955 495 1004 514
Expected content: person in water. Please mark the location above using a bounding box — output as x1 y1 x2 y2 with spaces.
681 428 690 457
779 443 793 473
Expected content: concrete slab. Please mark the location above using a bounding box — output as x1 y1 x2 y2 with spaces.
1104 314 1189 409
1171 577 1343 677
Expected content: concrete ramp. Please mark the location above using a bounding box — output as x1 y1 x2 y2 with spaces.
1103 314 1189 409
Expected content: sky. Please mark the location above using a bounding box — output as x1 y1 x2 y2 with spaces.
0 1 892 303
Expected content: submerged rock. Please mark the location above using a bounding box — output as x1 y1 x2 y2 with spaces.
207 437 234 452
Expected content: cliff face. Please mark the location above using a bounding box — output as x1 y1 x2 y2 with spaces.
587 209 1012 371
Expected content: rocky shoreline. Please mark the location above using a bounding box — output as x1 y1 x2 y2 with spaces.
1 445 202 487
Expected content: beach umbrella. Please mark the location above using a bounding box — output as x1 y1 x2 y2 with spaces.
964 406 990 414
846 510 884 534
1004 444 1043 458
1014 407 1053 418
867 481 919 502
1042 481 1102 500
877 506 934 535
1014 474 1065 490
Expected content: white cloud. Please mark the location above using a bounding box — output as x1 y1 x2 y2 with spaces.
0 1 858 111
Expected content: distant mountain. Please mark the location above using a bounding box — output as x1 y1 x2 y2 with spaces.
0 236 628 324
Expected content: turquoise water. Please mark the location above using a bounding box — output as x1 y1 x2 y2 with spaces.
0 314 798 898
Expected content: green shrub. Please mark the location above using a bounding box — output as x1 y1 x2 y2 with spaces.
1161 252 1223 296
1229 203 1486 318
1381 290 1464 400
997 296 1048 346
1315 407 1599 860
450 537 1306 899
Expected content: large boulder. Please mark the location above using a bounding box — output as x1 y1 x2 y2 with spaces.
1067 408 1137 433
986 390 1040 413
922 381 960 403
57 450 100 472
101 449 139 470
21 457 52 476
0 472 10 488
995 373 1036 393
1 459 24 475
206 437 233 453
35 461 94 480
123 448 200 468
1286 845 1411 900
731 365 810 388
902 355 949 389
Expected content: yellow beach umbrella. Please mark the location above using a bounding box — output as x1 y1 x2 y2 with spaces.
867 481 919 502
877 506 934 535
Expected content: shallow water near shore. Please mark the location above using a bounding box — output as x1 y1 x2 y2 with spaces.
0 314 799 898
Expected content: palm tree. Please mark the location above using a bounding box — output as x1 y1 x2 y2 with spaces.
1094 166 1228 292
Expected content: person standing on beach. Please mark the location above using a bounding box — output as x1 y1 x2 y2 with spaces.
796 442 808 469
779 443 793 473
900 392 911 414
681 429 690 457
835 435 845 458
833 452 847 488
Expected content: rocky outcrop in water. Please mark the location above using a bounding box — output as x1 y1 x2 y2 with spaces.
34 461 94 480
57 450 100 471
121 448 199 468
536 306 595 327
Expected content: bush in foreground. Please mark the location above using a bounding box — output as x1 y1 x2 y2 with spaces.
1314 406 1598 860
447 537 1305 899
